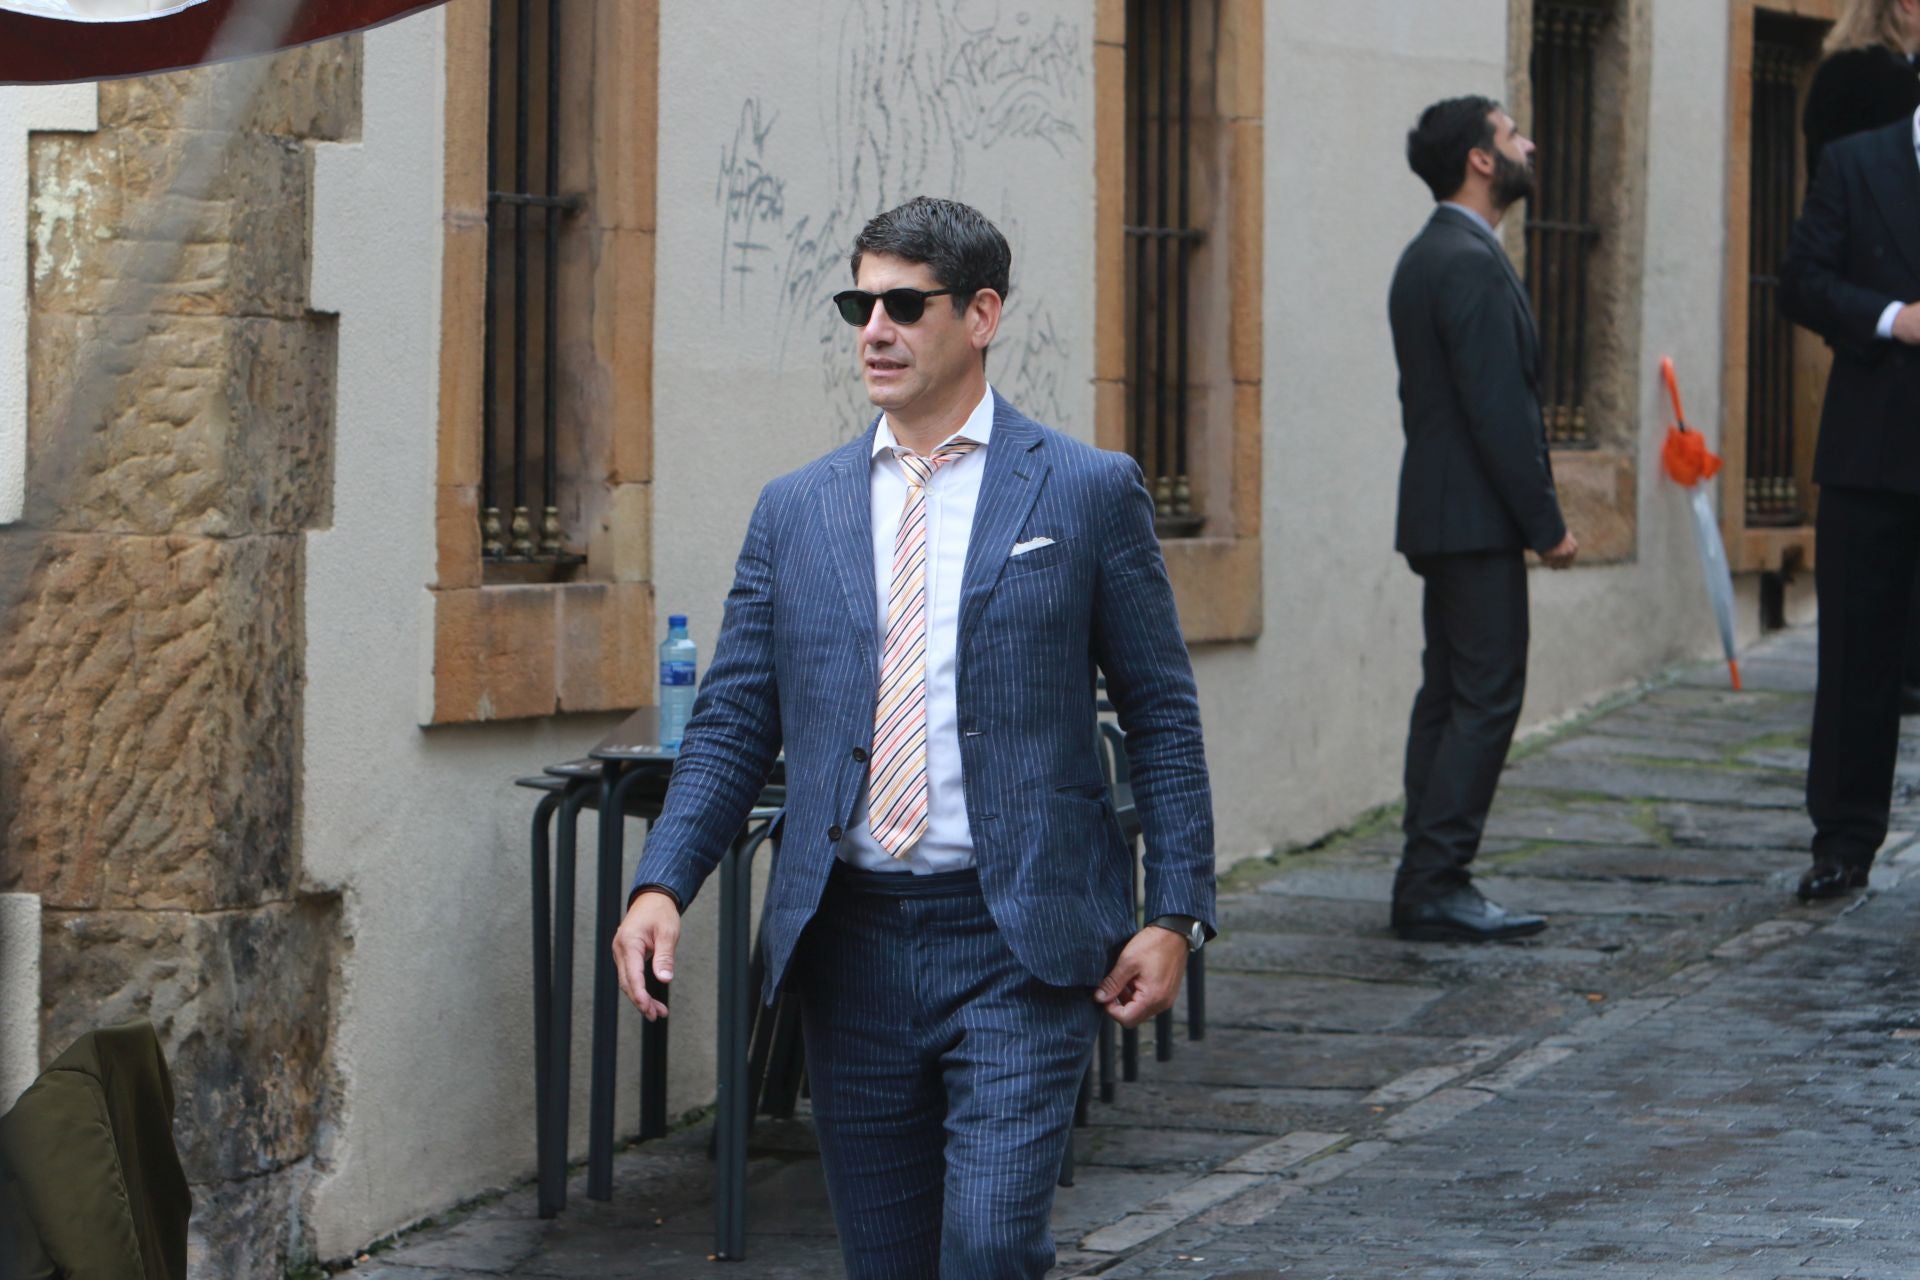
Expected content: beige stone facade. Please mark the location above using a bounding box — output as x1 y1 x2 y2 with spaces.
2 41 357 1275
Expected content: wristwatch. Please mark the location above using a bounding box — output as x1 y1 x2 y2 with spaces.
1149 914 1206 954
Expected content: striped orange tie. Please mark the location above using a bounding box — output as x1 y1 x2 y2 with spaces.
868 439 981 857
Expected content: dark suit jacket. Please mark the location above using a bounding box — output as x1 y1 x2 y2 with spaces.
1781 118 1920 495
631 393 1215 999
1389 205 1567 557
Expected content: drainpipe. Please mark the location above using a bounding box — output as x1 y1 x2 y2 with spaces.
0 892 40 1111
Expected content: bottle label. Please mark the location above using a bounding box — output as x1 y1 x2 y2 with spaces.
661 661 696 687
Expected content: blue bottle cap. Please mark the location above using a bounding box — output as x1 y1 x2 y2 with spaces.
668 614 687 627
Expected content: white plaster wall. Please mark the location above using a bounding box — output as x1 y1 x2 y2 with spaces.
650 0 1098 660
0 83 96 525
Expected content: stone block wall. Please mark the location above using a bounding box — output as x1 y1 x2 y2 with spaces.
0 40 360 1278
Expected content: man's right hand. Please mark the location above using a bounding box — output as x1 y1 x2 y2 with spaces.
1894 303 1920 346
613 890 681 1021
1541 531 1580 569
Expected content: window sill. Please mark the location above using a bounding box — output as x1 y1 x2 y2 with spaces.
429 580 654 725
1548 446 1636 566
1161 535 1262 644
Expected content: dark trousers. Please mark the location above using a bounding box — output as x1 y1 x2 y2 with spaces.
1907 568 1920 690
1397 550 1530 904
796 865 1100 1280
1808 486 1920 866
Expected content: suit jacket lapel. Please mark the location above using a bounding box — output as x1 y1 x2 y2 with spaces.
818 424 880 682
957 394 1048 652
1435 206 1543 381
1863 122 1920 284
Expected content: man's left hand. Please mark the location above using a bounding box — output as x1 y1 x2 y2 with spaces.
1094 926 1189 1027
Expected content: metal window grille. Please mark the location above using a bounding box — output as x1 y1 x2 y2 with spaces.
483 0 582 562
1126 0 1205 537
1744 39 1807 525
1525 0 1607 448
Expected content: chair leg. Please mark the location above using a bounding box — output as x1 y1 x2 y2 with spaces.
530 793 561 1219
1187 950 1207 1041
1097 1016 1116 1103
544 784 590 1215
587 763 634 1203
714 834 754 1262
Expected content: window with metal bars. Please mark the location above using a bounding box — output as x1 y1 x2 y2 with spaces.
1125 0 1207 538
1744 32 1814 526
1525 0 1608 448
483 0 583 564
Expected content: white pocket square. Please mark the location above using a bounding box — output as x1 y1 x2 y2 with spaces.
1010 537 1056 557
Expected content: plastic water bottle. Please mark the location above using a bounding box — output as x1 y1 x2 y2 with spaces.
658 614 697 749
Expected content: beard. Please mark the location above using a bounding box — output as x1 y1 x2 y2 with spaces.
1491 149 1535 210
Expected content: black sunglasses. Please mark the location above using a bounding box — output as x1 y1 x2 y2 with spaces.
832 287 965 326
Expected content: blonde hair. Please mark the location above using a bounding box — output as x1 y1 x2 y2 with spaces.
1825 0 1912 54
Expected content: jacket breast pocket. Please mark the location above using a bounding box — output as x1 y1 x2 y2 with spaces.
1001 536 1078 578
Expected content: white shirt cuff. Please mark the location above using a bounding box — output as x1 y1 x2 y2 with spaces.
1879 301 1907 339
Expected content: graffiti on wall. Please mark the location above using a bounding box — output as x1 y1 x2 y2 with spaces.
713 0 1084 434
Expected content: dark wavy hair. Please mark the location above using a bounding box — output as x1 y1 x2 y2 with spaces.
849 197 1012 312
1406 96 1501 202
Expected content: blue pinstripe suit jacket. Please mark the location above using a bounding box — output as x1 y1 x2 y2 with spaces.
631 393 1215 999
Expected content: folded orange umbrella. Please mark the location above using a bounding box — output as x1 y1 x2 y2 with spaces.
1660 356 1741 692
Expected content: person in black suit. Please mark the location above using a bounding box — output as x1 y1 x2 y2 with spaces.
1800 1 1920 712
1780 99 1920 901
1386 97 1579 943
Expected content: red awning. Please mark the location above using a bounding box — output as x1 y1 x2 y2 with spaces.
0 0 451 86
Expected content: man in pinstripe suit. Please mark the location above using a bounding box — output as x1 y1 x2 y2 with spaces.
613 197 1216 1278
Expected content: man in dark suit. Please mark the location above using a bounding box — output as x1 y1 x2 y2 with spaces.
610 197 1215 1278
1781 107 1920 901
1387 96 1579 943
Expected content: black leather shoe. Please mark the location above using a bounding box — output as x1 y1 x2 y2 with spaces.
1795 861 1870 902
1392 887 1547 943
1901 685 1920 717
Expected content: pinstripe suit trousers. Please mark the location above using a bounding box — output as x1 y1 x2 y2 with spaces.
796 864 1102 1279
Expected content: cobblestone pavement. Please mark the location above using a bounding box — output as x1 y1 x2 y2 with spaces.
355 627 1920 1278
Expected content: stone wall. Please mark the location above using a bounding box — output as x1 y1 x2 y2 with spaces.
0 41 360 1277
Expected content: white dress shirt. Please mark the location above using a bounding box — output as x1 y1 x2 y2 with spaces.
840 385 996 873
1873 106 1920 339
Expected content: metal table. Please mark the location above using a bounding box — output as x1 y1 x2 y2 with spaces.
522 698 1201 1256
522 705 785 1260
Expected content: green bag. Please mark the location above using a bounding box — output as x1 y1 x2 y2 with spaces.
0 1021 191 1280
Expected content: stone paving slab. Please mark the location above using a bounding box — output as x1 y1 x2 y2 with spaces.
1124 1028 1463 1091
1199 971 1446 1033
352 629 1903 1280
1496 843 1806 884
1543 732 1731 764
1501 757 1805 808
1657 802 1817 850
1479 800 1663 847
1470 873 1756 917
1217 930 1625 987
1078 1082 1371 1137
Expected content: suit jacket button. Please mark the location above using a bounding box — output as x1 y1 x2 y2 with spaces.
851 747 868 763
828 825 844 841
